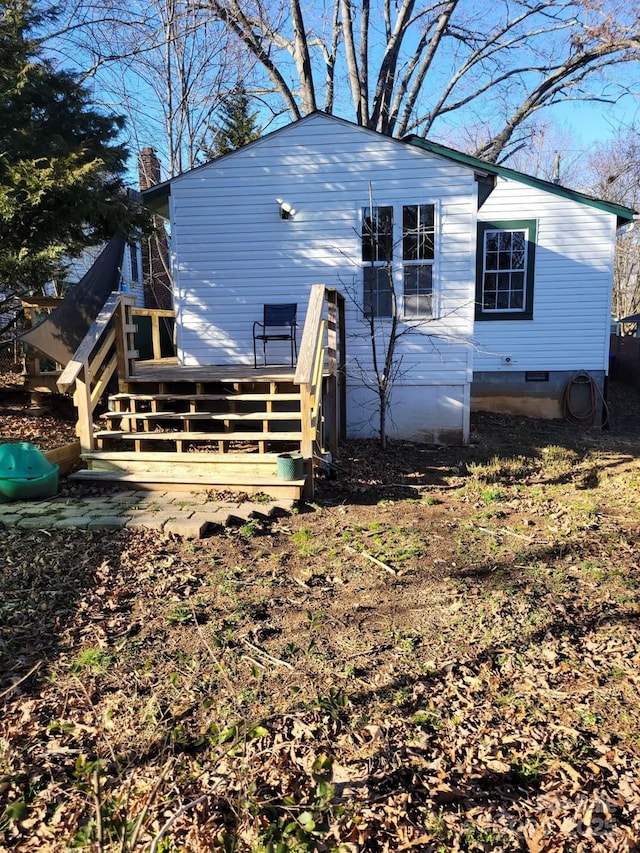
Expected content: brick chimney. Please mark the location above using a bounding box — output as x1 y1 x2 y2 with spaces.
138 147 162 191
138 148 172 311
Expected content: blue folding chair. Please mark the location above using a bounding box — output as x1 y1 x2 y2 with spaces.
253 303 298 367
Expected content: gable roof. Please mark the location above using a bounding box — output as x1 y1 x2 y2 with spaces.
142 112 636 226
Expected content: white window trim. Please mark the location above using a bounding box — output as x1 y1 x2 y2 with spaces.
359 199 440 321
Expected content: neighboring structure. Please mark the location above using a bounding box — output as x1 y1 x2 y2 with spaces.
143 112 634 441
58 240 143 305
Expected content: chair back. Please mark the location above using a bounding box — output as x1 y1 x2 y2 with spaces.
264 303 297 329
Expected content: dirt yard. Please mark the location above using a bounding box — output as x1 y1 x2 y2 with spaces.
1 378 639 851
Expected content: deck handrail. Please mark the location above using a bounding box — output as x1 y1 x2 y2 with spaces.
294 285 346 498
58 292 127 392
294 284 326 387
57 291 137 451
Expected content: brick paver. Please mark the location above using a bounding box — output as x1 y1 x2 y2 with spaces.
0 490 294 538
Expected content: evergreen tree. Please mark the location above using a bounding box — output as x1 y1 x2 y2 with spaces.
209 86 261 157
0 1 147 296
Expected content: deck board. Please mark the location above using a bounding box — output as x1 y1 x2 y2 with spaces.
132 359 296 383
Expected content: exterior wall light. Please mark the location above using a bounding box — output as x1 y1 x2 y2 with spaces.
276 198 296 219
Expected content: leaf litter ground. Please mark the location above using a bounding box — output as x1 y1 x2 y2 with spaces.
1 380 640 851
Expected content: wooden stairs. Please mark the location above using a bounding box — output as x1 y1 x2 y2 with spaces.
58 286 346 501
71 373 307 499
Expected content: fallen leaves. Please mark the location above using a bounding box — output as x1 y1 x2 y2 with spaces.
2 395 640 849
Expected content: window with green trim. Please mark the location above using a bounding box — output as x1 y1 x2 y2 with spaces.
476 220 536 320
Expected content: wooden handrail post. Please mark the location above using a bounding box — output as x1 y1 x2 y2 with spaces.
300 383 314 500
337 291 347 441
326 289 339 458
115 296 137 389
74 362 95 452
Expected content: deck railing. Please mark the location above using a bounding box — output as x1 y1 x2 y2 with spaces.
21 297 65 378
57 292 137 451
294 285 346 496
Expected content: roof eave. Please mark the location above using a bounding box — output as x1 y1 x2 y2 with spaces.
405 135 637 225
141 181 171 219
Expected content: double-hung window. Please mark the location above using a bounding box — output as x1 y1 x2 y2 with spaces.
476 220 536 320
361 203 436 319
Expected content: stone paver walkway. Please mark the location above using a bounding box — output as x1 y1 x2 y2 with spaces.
0 490 294 538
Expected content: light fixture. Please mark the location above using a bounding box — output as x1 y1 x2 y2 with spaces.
276 198 296 220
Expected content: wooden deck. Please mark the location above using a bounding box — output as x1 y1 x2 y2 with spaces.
55 287 346 499
132 358 296 384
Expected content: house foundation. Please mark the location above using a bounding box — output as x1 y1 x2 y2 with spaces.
471 370 606 425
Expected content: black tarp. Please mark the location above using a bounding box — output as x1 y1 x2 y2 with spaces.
20 234 126 366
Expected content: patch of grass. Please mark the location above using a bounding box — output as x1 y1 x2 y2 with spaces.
467 454 534 484
166 601 208 626
510 752 546 783
253 492 275 503
291 526 321 556
422 494 442 505
70 647 113 674
239 519 262 538
412 710 441 730
480 487 506 505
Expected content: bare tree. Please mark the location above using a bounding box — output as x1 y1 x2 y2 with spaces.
588 127 640 323
41 0 251 176
201 0 640 162
343 186 471 448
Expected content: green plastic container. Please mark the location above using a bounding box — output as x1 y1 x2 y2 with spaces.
0 442 59 502
277 452 305 481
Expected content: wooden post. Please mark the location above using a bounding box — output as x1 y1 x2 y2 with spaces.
151 313 161 360
326 289 339 458
300 383 314 500
115 297 137 390
337 292 347 441
74 363 95 452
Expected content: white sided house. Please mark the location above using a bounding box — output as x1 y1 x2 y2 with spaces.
143 112 634 442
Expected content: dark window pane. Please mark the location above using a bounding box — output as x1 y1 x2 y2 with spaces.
512 248 525 268
364 266 392 317
498 232 511 251
497 290 510 309
404 264 432 317
512 231 525 251
485 232 499 252
498 251 512 270
483 289 496 310
404 233 418 260
362 206 393 262
511 290 524 309
403 205 417 232
403 203 434 261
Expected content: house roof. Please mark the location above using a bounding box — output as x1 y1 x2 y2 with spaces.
141 112 636 226
405 135 636 227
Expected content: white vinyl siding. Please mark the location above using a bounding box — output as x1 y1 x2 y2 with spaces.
169 114 475 391
473 177 616 373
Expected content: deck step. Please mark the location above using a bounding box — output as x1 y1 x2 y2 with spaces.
109 392 301 403
100 410 301 422
82 450 285 477
70 469 305 499
94 430 303 442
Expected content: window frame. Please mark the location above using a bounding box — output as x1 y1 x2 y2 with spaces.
402 203 435 320
360 201 437 320
476 219 536 321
